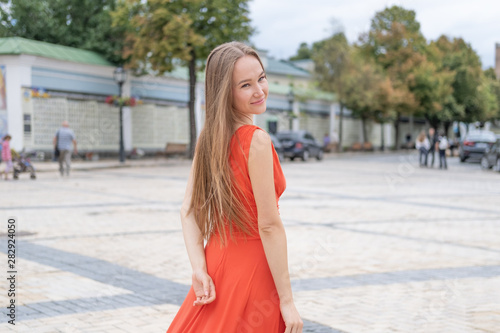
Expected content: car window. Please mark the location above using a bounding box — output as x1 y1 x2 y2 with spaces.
277 133 299 141
277 133 290 140
466 132 496 142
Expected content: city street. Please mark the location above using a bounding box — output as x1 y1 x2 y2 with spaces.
1 152 499 332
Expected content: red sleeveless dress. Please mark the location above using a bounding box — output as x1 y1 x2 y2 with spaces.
167 125 287 333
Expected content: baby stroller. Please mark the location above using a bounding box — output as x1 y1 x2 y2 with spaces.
12 149 36 180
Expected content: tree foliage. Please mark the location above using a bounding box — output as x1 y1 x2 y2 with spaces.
484 69 500 119
289 42 312 61
431 36 496 124
342 48 396 143
0 0 125 64
112 0 254 157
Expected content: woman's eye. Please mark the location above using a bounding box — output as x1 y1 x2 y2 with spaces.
242 83 250 88
259 76 267 81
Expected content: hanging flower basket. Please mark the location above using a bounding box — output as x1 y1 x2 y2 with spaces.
29 87 50 98
105 95 142 107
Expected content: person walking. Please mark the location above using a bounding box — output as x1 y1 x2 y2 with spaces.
415 131 430 167
53 121 77 176
427 127 438 167
1 134 12 180
438 131 449 170
166 42 303 333
323 133 331 151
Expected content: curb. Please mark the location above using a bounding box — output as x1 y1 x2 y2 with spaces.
30 158 191 173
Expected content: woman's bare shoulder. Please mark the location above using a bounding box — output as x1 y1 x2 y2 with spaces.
249 128 272 155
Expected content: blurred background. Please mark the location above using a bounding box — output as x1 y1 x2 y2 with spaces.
0 0 499 163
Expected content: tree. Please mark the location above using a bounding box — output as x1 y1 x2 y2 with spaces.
0 0 125 64
476 74 500 123
484 68 500 120
312 32 350 151
409 46 455 129
360 5 426 149
112 0 254 158
342 48 395 145
289 42 312 61
431 36 491 128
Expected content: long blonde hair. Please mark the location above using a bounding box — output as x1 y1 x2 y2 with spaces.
417 131 426 143
190 42 264 244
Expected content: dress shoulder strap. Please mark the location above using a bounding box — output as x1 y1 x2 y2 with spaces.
236 124 263 141
231 125 263 162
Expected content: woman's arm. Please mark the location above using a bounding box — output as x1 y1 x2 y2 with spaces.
180 159 216 306
248 130 303 333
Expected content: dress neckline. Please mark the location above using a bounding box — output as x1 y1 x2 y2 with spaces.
233 124 256 136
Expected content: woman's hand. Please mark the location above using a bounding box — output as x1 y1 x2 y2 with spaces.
280 301 303 333
192 269 216 306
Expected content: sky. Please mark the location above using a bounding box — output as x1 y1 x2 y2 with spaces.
248 0 500 69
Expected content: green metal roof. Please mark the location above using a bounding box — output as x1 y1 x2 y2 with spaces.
0 37 112 66
266 58 311 78
268 82 335 102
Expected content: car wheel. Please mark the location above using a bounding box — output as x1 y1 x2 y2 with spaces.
480 156 491 169
497 158 500 172
459 148 465 162
301 150 309 162
290 156 295 161
316 149 323 161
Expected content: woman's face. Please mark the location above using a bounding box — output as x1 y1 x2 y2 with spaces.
232 55 268 119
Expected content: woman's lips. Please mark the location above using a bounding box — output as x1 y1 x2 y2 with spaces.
251 98 265 105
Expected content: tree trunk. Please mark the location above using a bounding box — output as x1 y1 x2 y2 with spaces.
361 116 367 144
409 114 414 140
394 112 401 150
380 122 385 151
443 121 451 137
188 54 197 159
338 103 344 152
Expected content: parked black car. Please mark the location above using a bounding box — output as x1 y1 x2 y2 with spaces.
480 136 500 171
276 130 323 161
459 131 497 162
269 133 285 162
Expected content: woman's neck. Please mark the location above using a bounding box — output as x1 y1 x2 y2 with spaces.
234 115 254 130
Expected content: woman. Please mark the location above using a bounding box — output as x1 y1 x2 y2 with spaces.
415 131 430 167
167 42 303 333
1 134 12 180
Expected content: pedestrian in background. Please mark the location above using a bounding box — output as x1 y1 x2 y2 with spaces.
427 127 438 167
1 134 12 180
167 42 302 333
53 121 77 176
416 131 430 167
323 132 330 150
438 131 449 170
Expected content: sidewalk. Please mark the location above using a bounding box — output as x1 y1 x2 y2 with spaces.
32 149 407 173
31 157 191 173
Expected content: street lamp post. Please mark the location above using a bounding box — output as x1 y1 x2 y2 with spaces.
287 86 294 130
113 67 127 163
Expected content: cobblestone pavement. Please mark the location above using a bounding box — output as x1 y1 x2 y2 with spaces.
0 152 499 332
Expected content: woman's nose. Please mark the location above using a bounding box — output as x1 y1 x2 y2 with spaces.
254 86 264 96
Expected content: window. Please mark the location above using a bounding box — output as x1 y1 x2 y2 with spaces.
23 114 31 133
